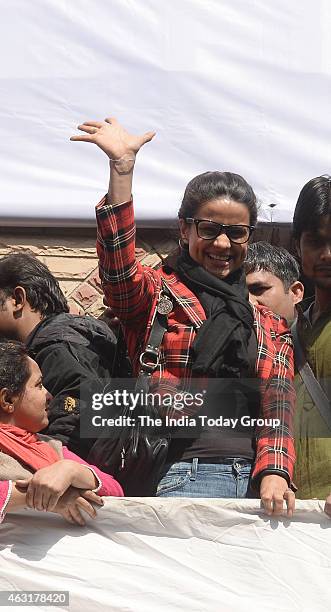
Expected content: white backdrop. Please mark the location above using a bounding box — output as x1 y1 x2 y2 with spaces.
0 0 330 227
0 498 330 612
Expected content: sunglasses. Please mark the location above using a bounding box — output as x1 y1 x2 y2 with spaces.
185 218 255 244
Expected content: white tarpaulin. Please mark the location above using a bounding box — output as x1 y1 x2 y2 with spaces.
0 1 330 226
0 498 330 611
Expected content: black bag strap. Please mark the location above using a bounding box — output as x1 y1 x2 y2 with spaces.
135 289 171 392
291 320 331 431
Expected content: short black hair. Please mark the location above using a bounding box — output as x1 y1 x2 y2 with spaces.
244 242 300 291
293 175 331 241
178 171 258 227
0 340 30 398
0 253 69 316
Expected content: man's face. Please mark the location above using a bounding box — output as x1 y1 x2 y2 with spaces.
298 214 331 291
0 294 20 339
246 269 301 324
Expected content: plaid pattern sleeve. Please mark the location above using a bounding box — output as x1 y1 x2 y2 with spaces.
251 306 296 486
96 196 161 327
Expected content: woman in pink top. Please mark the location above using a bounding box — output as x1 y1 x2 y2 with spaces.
0 341 123 525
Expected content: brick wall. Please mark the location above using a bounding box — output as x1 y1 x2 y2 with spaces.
0 223 293 318
0 227 178 318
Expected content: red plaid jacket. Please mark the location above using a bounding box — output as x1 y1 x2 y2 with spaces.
96 198 295 485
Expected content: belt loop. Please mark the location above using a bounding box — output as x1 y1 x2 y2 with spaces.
190 458 198 480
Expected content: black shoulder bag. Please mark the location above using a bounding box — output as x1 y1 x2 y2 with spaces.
87 291 172 496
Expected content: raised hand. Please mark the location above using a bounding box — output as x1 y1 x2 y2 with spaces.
70 116 155 161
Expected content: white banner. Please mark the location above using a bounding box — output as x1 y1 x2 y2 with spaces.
0 498 330 611
0 1 330 226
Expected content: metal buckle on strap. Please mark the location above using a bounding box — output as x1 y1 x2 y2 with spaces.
139 345 159 373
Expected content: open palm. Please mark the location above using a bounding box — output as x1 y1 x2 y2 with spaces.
70 116 155 160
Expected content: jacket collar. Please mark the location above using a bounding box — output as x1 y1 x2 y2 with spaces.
160 269 206 328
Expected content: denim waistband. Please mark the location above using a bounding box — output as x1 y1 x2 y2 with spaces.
181 457 253 465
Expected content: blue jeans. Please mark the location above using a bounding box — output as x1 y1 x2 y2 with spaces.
156 458 252 498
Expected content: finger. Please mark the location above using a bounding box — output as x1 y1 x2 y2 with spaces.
104 116 118 125
324 497 331 517
68 504 86 526
261 495 273 516
80 120 104 128
33 486 46 511
15 479 30 490
25 483 34 509
46 491 62 512
77 125 99 134
141 130 156 144
76 497 97 519
61 509 76 525
70 135 95 142
272 495 284 516
81 491 104 505
283 490 295 517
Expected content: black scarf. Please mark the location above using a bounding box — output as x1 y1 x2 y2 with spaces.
172 250 254 378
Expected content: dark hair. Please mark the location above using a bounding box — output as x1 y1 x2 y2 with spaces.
0 253 69 316
244 242 300 291
293 175 331 241
0 340 30 398
178 171 258 226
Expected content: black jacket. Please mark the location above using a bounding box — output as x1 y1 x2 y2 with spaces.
26 313 118 459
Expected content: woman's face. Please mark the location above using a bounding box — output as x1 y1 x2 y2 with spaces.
179 198 251 279
11 357 51 432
